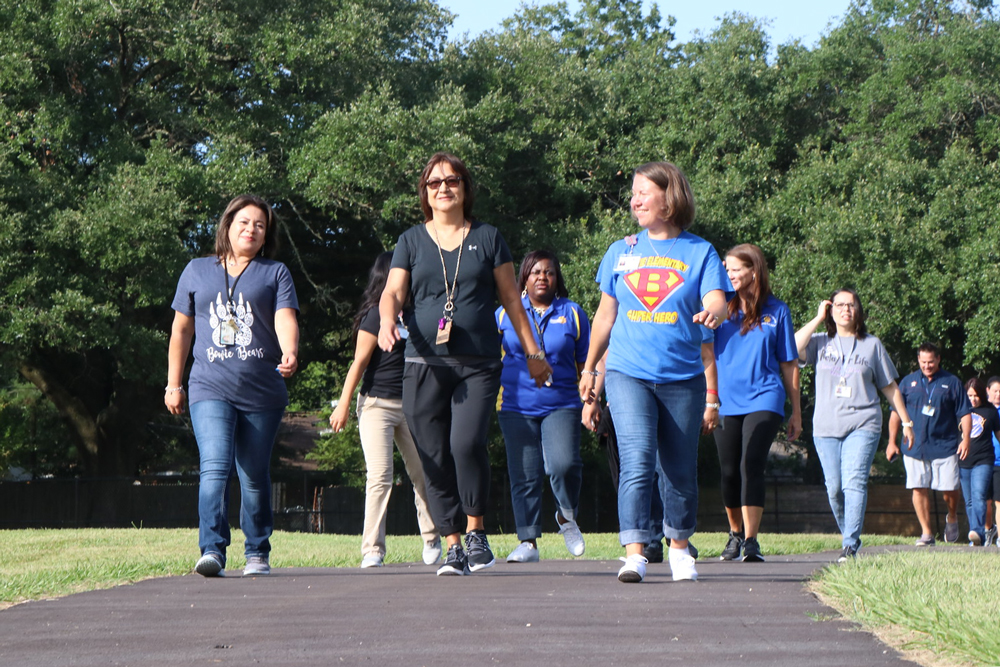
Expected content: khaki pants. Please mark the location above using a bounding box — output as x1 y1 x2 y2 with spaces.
357 394 438 556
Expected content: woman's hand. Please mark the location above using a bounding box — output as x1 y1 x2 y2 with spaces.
701 405 718 435
814 300 832 323
330 401 350 433
277 352 298 378
164 388 186 415
527 357 553 388
692 309 722 329
579 372 597 404
582 400 602 432
378 319 400 352
786 413 802 441
958 439 969 460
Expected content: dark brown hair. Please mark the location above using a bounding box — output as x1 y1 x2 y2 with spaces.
214 194 278 260
417 152 475 221
824 288 868 340
517 250 568 299
633 161 695 230
725 244 771 335
965 377 988 406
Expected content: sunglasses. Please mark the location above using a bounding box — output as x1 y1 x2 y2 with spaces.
425 175 462 191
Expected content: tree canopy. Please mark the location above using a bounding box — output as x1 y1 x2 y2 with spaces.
3 0 1000 477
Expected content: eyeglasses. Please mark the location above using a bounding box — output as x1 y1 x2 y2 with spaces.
529 269 557 278
425 176 462 191
832 302 857 310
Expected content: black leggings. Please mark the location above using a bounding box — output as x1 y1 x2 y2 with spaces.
402 361 501 537
714 411 783 509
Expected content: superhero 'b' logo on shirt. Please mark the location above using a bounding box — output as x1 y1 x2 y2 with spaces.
623 268 684 312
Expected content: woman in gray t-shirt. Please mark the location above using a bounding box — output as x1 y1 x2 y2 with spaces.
794 288 914 561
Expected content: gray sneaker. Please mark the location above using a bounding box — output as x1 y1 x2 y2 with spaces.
984 526 998 548
243 555 270 576
195 552 225 577
944 520 959 543
719 531 744 561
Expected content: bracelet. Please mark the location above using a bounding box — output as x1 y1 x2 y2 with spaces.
705 402 720 410
164 385 185 394
583 370 601 377
901 421 914 428
706 389 718 395
525 352 546 361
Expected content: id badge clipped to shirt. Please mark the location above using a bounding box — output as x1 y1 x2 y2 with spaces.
220 318 238 346
834 379 852 398
614 254 641 272
922 404 936 417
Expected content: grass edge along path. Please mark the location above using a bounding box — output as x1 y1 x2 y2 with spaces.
812 549 1000 667
1 528 907 608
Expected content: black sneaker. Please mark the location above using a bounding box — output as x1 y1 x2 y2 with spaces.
742 536 764 562
643 540 664 563
436 544 468 576
719 531 744 561
464 531 496 572
836 546 856 563
984 526 998 548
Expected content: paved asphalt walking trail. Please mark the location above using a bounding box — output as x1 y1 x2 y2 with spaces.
0 550 918 666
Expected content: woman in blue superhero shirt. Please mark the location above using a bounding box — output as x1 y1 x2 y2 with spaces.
579 161 731 584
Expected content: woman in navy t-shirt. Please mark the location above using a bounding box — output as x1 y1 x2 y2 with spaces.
166 195 299 578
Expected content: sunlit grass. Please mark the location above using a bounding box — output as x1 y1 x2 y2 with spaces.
813 549 1000 667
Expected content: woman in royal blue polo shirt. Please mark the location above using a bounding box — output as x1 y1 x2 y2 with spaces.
497 250 590 563
711 244 801 564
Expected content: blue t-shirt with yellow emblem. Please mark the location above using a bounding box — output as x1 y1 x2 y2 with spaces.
596 230 732 383
496 295 590 417
714 294 797 417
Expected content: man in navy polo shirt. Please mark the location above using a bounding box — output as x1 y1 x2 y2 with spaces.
888 343 971 546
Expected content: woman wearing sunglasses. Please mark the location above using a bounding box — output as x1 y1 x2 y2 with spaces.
378 152 552 576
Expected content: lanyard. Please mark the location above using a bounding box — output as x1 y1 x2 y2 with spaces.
920 376 938 405
834 335 856 380
527 303 550 356
224 257 253 311
430 221 467 321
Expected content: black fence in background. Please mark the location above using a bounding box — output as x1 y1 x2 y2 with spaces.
0 469 945 537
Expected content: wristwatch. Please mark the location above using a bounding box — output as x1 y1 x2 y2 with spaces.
705 402 721 410
525 351 546 361
901 421 914 428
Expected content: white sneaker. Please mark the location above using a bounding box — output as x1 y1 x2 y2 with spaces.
506 541 540 563
617 554 648 583
422 538 442 565
556 512 586 557
668 546 698 581
360 553 384 568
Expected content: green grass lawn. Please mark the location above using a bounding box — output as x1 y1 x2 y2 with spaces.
1 529 995 667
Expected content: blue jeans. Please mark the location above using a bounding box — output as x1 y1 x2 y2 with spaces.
606 371 705 545
960 464 992 539
498 408 583 541
813 430 881 550
189 400 284 563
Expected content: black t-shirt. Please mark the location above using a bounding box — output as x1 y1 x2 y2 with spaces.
391 221 512 359
962 404 1000 468
358 308 404 398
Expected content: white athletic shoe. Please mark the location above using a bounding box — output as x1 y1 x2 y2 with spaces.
556 512 586 557
668 546 698 581
422 538 443 565
617 554 648 583
506 541 540 563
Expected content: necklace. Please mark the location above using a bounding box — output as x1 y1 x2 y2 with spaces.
430 219 468 322
646 229 679 259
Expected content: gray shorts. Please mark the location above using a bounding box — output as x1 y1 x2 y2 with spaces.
904 454 960 491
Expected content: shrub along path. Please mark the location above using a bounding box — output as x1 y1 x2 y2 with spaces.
0 551 916 666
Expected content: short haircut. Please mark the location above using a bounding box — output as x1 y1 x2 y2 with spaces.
987 376 1000 389
214 194 278 260
918 342 941 358
633 161 695 230
417 152 475 221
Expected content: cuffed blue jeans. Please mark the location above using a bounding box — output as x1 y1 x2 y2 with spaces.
960 463 992 539
813 430 881 551
606 371 704 545
189 400 284 563
498 407 584 541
